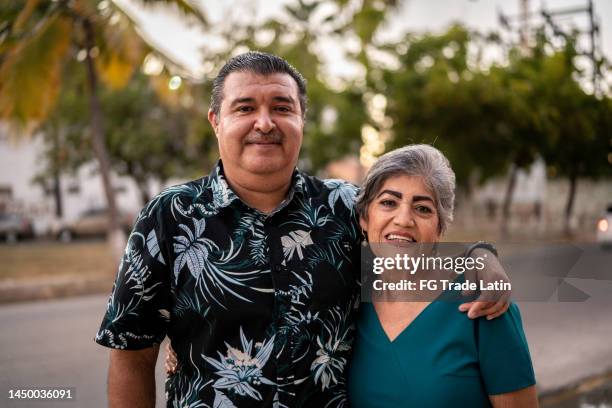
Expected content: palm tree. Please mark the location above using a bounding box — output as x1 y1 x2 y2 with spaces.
0 0 206 258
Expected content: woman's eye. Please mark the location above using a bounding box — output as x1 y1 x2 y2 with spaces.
380 200 396 207
416 206 433 214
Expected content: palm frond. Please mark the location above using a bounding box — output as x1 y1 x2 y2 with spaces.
136 0 208 26
0 13 72 129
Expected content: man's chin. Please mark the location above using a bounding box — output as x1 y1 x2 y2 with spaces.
240 158 293 175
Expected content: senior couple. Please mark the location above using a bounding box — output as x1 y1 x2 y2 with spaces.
96 52 537 407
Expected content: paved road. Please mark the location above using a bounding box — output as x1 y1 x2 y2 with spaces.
502 242 612 392
0 295 167 408
1 244 610 407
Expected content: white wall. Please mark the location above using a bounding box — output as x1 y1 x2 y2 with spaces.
0 133 149 235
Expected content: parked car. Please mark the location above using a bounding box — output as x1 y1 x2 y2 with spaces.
56 208 134 242
597 203 612 248
0 213 34 243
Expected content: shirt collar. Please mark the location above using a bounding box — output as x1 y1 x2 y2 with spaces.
208 160 306 211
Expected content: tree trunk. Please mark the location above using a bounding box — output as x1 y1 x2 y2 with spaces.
52 170 63 218
51 128 63 218
501 164 518 237
564 171 578 236
125 162 150 205
137 181 150 206
83 18 125 260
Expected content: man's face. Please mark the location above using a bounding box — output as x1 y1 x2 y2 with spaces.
208 71 304 177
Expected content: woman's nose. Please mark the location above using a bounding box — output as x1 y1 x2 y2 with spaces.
393 206 416 227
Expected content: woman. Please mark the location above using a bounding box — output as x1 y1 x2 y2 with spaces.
348 144 537 407
166 144 537 407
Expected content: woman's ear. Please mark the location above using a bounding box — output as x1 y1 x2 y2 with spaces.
359 216 367 233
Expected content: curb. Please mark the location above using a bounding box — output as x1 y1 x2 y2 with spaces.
0 277 113 304
540 369 612 407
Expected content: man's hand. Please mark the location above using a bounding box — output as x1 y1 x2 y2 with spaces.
460 247 512 320
108 345 159 408
165 342 178 375
459 296 511 320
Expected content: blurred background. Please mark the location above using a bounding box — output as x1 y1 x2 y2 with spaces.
0 0 611 407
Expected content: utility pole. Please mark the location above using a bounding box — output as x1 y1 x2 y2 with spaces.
499 0 603 94
519 0 530 49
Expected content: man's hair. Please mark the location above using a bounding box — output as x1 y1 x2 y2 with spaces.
210 51 308 118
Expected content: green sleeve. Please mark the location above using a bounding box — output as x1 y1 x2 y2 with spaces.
477 303 536 395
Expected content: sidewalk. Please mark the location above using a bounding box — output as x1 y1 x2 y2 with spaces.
0 275 112 304
519 299 612 394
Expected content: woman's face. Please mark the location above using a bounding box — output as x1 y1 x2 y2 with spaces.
360 174 441 244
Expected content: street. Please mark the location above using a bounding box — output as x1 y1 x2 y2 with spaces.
0 244 611 407
0 295 167 408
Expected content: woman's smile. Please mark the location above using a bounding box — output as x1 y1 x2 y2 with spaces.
361 174 440 245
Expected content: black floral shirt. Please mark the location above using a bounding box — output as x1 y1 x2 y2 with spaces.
95 161 361 407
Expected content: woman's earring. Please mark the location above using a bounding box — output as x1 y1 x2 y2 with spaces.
361 228 368 246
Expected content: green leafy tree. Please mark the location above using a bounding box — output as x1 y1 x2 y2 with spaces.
101 72 217 204
32 60 90 219
381 26 517 191
196 0 399 172
0 0 206 256
528 36 612 233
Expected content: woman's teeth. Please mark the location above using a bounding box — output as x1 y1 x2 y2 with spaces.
386 234 416 242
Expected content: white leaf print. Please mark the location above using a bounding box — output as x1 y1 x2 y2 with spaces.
173 219 211 281
281 230 313 260
146 229 165 265
213 390 237 408
324 179 357 214
203 328 276 403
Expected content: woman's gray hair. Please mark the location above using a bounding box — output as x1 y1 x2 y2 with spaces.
355 144 456 234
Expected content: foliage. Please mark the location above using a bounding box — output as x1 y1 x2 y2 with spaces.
3 0 610 228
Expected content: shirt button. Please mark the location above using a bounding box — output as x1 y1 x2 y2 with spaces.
273 265 283 273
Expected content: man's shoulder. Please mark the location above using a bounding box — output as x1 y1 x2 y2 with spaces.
301 173 358 194
298 173 359 213
139 176 210 220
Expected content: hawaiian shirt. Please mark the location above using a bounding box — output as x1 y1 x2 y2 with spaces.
95 161 361 407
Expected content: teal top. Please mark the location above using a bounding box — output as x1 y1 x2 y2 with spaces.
347 301 535 407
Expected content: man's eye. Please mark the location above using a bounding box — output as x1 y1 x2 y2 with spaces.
237 106 253 112
275 106 291 112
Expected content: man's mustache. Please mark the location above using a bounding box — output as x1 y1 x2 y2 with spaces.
244 132 283 144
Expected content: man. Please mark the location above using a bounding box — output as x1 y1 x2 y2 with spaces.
96 51 507 407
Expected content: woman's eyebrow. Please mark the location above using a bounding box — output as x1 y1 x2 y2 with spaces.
376 190 402 199
413 195 434 203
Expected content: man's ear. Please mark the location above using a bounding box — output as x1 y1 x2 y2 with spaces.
207 109 219 135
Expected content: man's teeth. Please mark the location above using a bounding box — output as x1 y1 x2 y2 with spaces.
386 234 415 242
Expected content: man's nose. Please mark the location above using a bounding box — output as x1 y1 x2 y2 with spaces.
393 206 416 227
254 109 275 134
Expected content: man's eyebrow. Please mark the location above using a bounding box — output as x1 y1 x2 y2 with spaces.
229 96 296 106
230 97 255 106
272 96 296 104
376 190 402 199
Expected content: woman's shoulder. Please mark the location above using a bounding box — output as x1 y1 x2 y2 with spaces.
476 302 527 340
475 302 536 395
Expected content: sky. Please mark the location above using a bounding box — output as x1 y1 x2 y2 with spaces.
116 0 611 81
